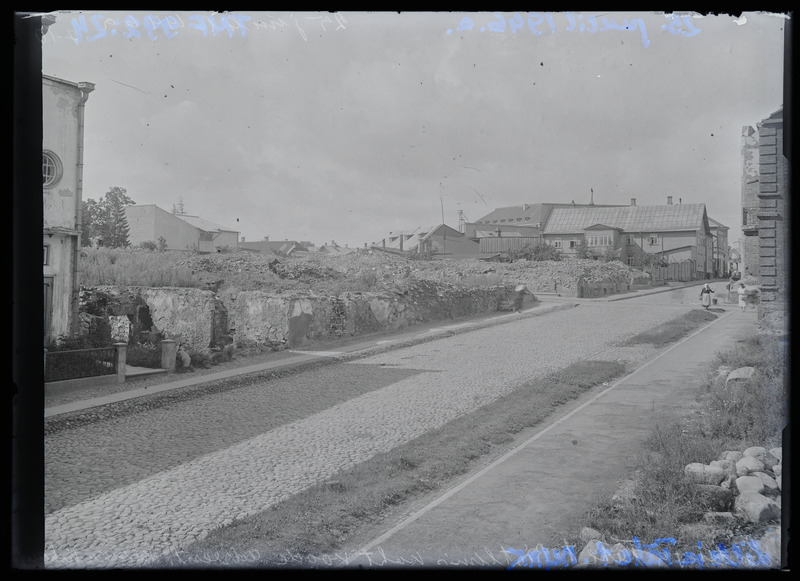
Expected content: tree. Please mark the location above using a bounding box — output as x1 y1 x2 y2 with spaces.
574 238 590 259
81 187 135 248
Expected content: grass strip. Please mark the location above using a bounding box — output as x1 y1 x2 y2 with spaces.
623 309 718 346
155 359 626 568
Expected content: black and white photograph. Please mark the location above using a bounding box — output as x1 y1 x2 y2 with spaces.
15 10 790 570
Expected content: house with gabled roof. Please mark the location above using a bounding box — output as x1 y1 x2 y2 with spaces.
465 202 625 254
125 204 240 253
541 198 715 278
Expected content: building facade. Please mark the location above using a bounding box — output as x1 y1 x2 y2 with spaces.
43 74 94 343
740 108 788 327
541 199 715 278
125 204 239 252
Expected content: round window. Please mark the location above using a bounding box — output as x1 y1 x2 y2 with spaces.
43 151 62 188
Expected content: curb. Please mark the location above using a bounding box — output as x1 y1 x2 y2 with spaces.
45 302 579 419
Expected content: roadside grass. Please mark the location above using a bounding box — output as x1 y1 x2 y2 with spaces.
622 309 718 346
81 247 202 288
155 359 626 568
572 333 788 563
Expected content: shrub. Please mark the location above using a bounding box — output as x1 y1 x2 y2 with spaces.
125 342 161 368
137 240 158 252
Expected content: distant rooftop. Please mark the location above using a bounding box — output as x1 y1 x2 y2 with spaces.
543 204 708 235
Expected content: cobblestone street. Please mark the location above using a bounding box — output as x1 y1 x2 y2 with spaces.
45 290 719 568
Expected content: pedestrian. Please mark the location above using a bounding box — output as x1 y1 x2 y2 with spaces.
700 283 714 309
737 283 748 312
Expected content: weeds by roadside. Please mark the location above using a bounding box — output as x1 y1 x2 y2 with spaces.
574 333 787 564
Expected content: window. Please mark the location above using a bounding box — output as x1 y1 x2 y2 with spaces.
588 235 612 247
569 239 578 249
649 235 659 246
627 235 635 246
42 151 62 188
627 254 635 266
553 240 562 249
43 245 50 265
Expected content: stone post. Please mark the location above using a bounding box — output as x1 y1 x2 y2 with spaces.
161 339 177 373
114 342 127 384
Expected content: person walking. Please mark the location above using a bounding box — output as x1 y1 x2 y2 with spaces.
700 283 714 309
737 283 748 312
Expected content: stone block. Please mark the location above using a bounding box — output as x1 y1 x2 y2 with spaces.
735 475 765 495
684 463 726 485
736 456 765 477
735 492 780 523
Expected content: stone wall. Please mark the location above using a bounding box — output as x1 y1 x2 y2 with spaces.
229 282 519 349
79 283 519 353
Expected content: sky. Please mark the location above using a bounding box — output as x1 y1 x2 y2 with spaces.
38 10 787 249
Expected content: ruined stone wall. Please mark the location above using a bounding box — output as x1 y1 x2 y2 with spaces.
80 286 227 353
79 283 518 353
229 283 518 349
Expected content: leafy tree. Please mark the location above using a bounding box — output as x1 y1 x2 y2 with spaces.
157 236 168 252
81 187 135 248
574 238 590 259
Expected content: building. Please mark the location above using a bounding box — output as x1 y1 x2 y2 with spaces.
740 107 788 326
125 204 239 252
374 225 468 255
43 74 95 343
465 202 624 254
541 198 715 278
709 217 730 278
239 238 308 256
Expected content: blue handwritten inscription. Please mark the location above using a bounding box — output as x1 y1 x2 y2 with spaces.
446 12 702 48
506 537 771 569
62 12 348 44
69 13 251 43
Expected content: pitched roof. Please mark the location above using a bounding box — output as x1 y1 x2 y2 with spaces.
239 240 308 253
542 204 708 235
474 202 625 226
174 214 239 233
708 217 729 230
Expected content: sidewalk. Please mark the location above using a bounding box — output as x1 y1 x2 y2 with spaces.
340 308 760 568
45 301 577 418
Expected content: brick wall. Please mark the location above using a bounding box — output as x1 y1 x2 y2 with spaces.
755 110 788 333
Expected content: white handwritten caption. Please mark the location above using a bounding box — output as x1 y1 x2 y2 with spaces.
446 12 702 48
40 12 348 44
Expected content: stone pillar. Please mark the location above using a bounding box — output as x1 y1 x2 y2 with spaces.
161 339 177 372
114 342 127 384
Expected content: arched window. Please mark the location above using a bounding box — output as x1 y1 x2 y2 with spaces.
43 151 62 188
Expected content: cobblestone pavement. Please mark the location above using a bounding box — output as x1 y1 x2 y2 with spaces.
44 294 708 568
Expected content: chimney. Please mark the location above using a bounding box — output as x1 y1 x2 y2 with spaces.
382 238 386 248
264 235 269 241
667 196 673 205
630 198 636 206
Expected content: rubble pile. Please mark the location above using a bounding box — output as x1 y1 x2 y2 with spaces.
173 251 650 298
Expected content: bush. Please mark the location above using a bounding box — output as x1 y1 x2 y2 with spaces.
137 240 158 252
506 243 563 262
125 342 161 368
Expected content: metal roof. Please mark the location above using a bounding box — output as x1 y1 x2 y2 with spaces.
174 214 239 233
542 204 708 235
